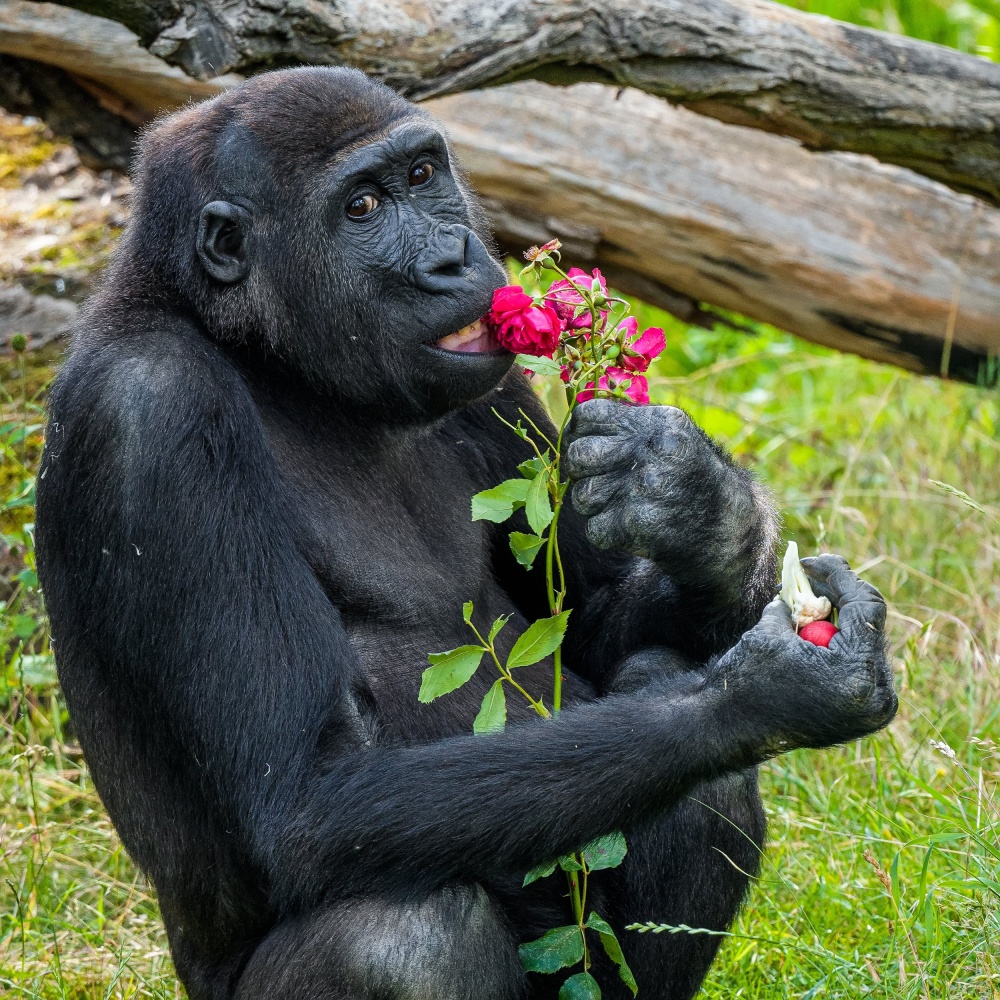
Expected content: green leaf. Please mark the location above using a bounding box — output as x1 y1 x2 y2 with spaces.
583 831 628 871
525 470 554 535
522 859 558 887
10 614 38 640
462 601 474 624
585 913 638 996
518 453 549 479
419 646 484 702
507 611 571 670
516 354 563 377
17 568 38 590
471 479 532 523
559 972 602 1000
473 679 507 735
509 531 546 569
488 614 511 644
519 925 584 974
558 853 584 872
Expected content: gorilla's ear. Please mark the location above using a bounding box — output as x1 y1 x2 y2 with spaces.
197 201 252 284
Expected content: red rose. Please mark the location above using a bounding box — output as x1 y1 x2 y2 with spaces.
545 268 608 330
619 319 666 373
575 367 649 405
488 285 562 357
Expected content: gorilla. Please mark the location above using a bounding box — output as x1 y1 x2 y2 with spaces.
35 68 896 1000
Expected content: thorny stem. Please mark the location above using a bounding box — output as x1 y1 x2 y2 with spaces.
500 254 633 979
548 405 573 714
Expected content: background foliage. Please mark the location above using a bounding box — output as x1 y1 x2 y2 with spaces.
778 0 1000 58
3 2 1000 997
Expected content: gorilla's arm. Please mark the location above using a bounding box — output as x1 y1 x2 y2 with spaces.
38 337 891 919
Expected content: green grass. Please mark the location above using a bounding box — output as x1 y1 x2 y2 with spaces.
637 313 1000 998
3 312 999 997
3 1 1000 994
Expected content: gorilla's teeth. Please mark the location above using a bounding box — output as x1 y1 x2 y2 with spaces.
434 320 495 353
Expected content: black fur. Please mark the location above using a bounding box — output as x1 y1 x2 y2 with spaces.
35 67 896 1000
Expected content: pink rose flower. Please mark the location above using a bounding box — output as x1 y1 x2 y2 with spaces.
575 366 649 405
545 268 607 330
488 285 563 357
619 319 666 373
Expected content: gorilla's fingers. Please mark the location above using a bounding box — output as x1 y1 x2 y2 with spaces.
799 557 887 647
755 598 796 639
802 559 884 612
567 399 628 440
799 554 851 588
835 591 887 640
570 473 623 518
563 435 630 480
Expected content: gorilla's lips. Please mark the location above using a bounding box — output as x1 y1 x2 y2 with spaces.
433 319 500 354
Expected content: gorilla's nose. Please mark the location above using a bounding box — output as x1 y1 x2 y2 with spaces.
414 225 481 294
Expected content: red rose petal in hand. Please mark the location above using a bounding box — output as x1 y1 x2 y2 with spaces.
798 620 839 647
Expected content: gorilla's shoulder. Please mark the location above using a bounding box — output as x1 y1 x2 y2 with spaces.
51 314 250 433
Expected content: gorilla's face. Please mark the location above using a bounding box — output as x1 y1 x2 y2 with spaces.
197 111 512 421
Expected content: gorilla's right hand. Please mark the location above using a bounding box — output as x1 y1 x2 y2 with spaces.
712 556 896 754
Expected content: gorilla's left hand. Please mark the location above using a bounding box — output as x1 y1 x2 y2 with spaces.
564 399 768 588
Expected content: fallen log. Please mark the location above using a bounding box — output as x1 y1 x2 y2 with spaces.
19 0 1000 205
1 1 998 382
433 83 1000 384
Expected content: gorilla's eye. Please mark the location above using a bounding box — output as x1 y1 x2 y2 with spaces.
408 162 435 187
346 194 379 219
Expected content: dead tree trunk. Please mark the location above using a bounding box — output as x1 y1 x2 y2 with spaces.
436 84 1000 385
6 0 1000 204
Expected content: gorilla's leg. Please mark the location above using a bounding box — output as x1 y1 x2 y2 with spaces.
235 885 525 1000
608 771 765 1000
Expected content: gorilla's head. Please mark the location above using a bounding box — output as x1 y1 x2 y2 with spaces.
119 68 512 420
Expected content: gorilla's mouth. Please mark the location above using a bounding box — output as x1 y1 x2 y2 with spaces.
433 319 501 354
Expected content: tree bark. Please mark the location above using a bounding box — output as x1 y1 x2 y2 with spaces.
438 83 1000 385
18 0 1000 206
2 0 999 382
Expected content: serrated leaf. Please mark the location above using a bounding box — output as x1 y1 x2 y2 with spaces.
583 831 628 871
518 925 584 974
473 679 507 734
462 601 474 624
516 354 563 377
419 646 484 702
525 471 554 535
559 972 602 1000
507 611 571 670
471 479 532 523
523 859 558 887
509 531 546 569
488 614 512 643
558 853 583 872
585 913 637 996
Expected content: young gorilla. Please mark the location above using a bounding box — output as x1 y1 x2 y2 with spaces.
36 68 896 1000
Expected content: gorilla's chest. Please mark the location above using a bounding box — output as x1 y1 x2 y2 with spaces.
291 449 490 622
265 420 546 722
